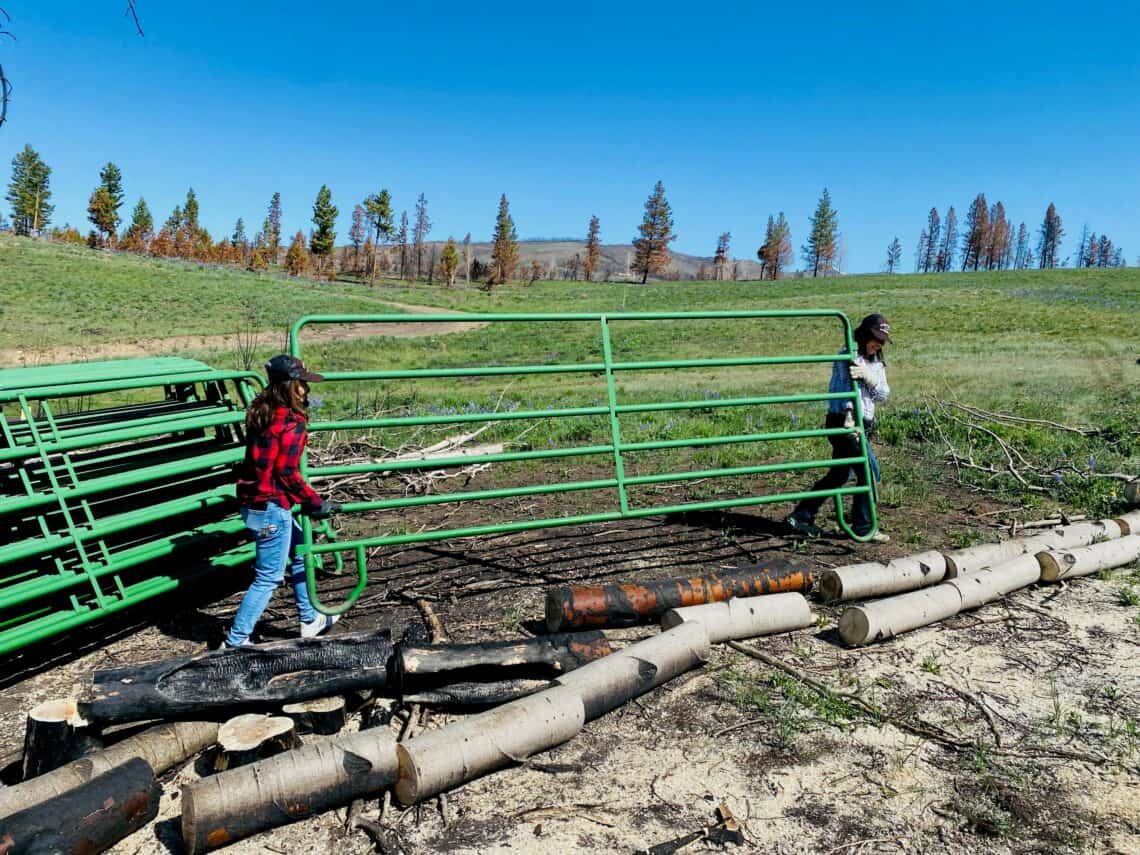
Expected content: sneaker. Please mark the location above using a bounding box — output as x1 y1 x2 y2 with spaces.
219 638 252 650
785 515 823 537
301 613 340 639
862 531 891 543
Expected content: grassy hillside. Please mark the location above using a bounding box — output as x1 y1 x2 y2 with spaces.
3 233 1137 519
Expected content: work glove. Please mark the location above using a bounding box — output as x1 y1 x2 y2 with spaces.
849 364 870 383
308 499 341 519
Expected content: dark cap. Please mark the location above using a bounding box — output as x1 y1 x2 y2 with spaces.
859 313 892 343
265 354 325 384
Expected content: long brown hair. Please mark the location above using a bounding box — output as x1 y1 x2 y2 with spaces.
246 379 308 433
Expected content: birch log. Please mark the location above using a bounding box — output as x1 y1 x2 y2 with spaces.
947 553 1043 610
818 551 949 602
944 519 1122 575
661 593 813 642
554 621 712 721
0 721 218 819
838 585 964 646
182 730 399 854
394 684 585 804
1115 509 1140 534
1038 535 1140 582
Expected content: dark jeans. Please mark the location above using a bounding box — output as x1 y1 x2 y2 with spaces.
792 412 880 536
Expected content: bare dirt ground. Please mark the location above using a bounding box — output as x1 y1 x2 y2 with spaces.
3 486 1139 855
0 302 487 366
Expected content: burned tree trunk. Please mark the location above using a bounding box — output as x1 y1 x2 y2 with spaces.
80 630 392 725
0 721 217 819
402 678 552 706
214 715 297 772
0 757 159 855
282 697 347 736
22 699 100 780
545 559 813 631
395 631 612 701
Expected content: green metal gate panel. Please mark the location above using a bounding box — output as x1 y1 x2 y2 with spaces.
290 311 879 615
0 358 262 655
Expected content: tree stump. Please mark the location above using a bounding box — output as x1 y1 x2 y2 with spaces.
282 697 347 736
21 699 100 781
214 715 296 772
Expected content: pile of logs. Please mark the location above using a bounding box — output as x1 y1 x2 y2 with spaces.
2 510 1138 852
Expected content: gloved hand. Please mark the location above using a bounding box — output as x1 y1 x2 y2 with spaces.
308 499 341 519
849 364 870 383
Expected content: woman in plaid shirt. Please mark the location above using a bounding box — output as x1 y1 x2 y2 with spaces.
224 355 340 648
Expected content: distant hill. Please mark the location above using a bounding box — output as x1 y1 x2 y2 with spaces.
394 239 768 281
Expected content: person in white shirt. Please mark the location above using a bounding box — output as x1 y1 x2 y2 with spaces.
786 313 892 543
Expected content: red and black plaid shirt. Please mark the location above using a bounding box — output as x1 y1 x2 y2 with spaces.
236 406 323 512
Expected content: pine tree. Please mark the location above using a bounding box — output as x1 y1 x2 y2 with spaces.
263 192 282 262
310 185 338 273
1074 225 1091 268
183 188 200 237
488 193 519 286
801 188 838 277
1037 203 1064 269
1096 234 1112 268
757 216 775 280
349 204 366 273
412 193 431 278
86 162 123 246
1013 222 1029 269
920 207 940 272
583 215 601 282
165 205 183 234
886 237 902 273
632 181 676 283
462 232 472 285
397 211 410 279
284 230 309 277
936 206 958 272
121 197 153 251
766 212 793 280
960 194 989 271
713 232 731 280
6 144 53 235
440 236 460 287
149 227 173 258
1083 231 1098 268
363 189 393 283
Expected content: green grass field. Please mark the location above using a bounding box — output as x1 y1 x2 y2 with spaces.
3 233 1137 521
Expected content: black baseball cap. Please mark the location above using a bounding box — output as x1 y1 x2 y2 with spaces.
859 314 892 343
265 354 325 383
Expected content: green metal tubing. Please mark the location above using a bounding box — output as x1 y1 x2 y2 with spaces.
0 485 236 564
0 409 245 463
0 369 262 403
1 403 239 448
311 443 614 477
1 447 242 516
341 476 620 513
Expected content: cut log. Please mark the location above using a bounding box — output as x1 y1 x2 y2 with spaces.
21 699 100 781
181 729 399 854
394 683 585 805
545 559 814 632
213 715 297 772
281 697 347 735
661 593 813 642
839 585 963 646
818 550 949 602
80 629 392 725
0 720 217 820
1038 535 1140 582
402 678 553 706
396 631 612 682
1115 508 1140 534
0 757 159 855
555 621 712 721
944 519 1122 575
947 553 1042 610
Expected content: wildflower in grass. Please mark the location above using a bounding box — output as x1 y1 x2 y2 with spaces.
1052 471 1063 484
1088 455 1096 471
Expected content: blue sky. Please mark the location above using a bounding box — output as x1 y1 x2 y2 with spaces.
1 1 1138 273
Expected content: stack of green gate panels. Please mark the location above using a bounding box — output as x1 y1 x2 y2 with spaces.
0 358 263 655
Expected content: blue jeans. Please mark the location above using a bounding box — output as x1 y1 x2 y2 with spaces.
226 503 316 646
792 415 881 536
